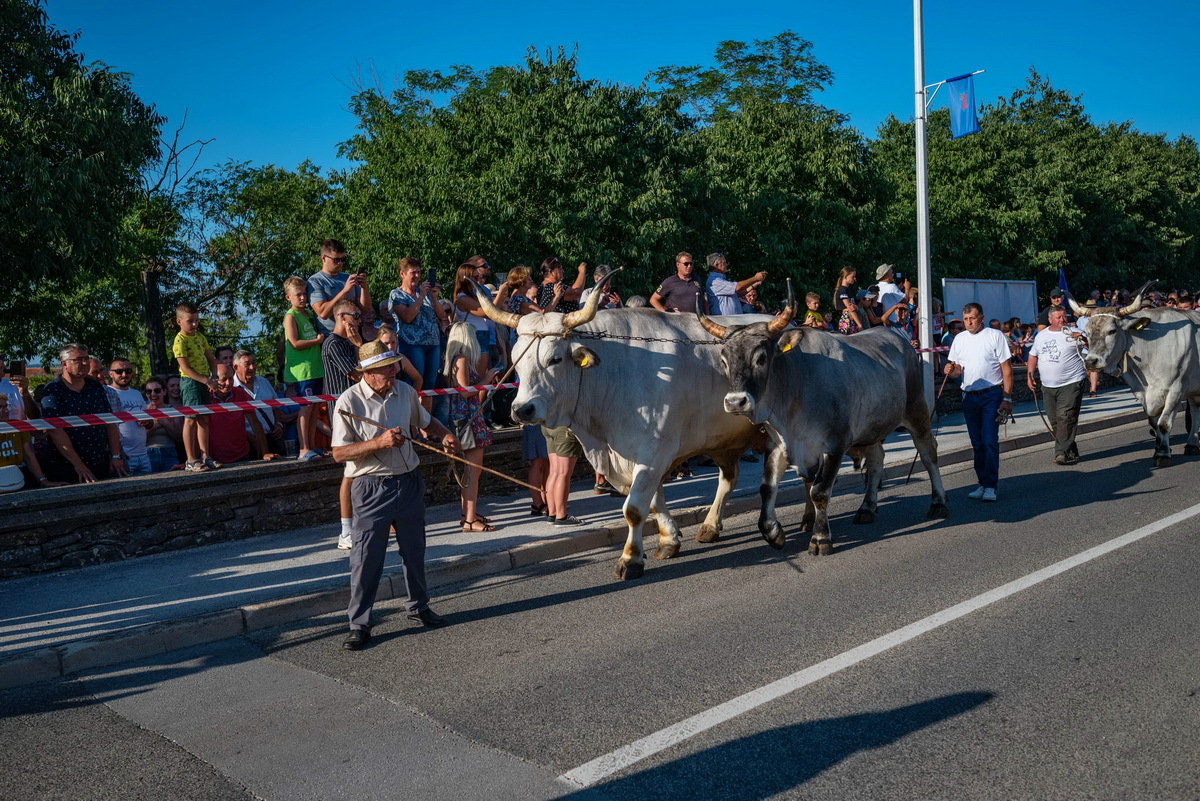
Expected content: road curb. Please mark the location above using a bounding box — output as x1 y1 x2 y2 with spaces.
0 408 1146 691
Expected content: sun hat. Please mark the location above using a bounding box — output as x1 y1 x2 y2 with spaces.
356 340 404 371
875 264 894 281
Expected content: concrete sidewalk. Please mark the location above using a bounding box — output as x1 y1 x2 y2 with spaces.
0 388 1145 689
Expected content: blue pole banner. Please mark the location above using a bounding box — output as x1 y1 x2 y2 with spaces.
944 73 980 138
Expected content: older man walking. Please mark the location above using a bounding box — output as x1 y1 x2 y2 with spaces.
944 303 1013 501
1026 308 1097 465
332 340 461 651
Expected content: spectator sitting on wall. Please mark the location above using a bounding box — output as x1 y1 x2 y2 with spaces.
40 344 129 484
208 364 277 466
140 378 182 473
233 350 286 458
105 358 153 476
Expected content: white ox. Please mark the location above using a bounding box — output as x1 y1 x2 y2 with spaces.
476 273 763 580
1070 282 1200 466
697 298 949 555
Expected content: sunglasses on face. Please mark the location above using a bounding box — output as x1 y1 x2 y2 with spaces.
339 312 363 319
324 255 348 264
679 261 693 267
112 368 133 374
145 388 164 394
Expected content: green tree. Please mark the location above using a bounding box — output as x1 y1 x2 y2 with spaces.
1 0 161 360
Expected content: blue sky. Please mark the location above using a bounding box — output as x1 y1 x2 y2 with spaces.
47 0 1199 176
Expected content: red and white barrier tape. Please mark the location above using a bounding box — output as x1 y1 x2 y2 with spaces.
0 382 520 434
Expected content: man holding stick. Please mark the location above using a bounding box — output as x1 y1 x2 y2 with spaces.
332 340 462 651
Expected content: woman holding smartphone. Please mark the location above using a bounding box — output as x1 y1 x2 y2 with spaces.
388 256 448 413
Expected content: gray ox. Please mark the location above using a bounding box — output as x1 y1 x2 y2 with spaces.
476 272 763 580
696 300 949 555
1069 282 1200 466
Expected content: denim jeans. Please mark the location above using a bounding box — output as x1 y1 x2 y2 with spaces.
146 447 177 473
124 452 153 476
961 385 1003 489
395 342 440 395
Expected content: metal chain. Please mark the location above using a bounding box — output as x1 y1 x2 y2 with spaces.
571 330 723 347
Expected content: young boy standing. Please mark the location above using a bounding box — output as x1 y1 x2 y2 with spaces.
282 276 326 461
173 302 220 472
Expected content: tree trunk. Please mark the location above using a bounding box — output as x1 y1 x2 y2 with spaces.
140 265 170 376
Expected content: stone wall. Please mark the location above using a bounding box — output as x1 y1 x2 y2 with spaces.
0 429 591 579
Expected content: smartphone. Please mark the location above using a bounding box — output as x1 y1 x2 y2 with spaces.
8 360 25 377
426 268 437 287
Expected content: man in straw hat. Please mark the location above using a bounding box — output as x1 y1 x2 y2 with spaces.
332 339 462 651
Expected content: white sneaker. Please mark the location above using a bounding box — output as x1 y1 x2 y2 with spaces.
337 532 353 550
981 487 997 502
967 486 986 500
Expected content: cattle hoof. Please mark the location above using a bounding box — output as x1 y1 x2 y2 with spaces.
759 521 786 551
1154 455 1173 467
927 503 950 519
613 560 645 581
652 542 680 560
808 538 833 556
1185 445 1200 456
853 509 875 525
696 524 720 543
799 518 814 534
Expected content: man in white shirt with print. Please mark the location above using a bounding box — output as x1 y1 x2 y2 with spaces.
944 302 1013 501
1026 308 1097 465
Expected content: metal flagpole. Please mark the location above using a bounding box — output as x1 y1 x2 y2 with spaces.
913 0 935 412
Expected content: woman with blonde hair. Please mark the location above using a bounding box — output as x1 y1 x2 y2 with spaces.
443 322 500 531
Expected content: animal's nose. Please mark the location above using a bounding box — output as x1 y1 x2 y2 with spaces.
724 392 754 415
513 402 537 423
1084 357 1098 370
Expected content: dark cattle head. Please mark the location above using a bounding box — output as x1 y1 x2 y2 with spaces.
697 288 796 426
1069 280 1154 374
474 270 615 426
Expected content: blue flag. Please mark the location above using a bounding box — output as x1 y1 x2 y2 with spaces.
1058 268 1070 297
944 73 980 138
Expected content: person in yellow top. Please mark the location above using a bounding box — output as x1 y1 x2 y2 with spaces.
172 301 220 472
282 276 327 461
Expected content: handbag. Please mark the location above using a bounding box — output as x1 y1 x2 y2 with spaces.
0 465 24 494
453 416 478 451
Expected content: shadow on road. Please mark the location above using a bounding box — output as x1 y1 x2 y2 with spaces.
560 691 993 800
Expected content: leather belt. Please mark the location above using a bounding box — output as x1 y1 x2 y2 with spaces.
962 385 1001 395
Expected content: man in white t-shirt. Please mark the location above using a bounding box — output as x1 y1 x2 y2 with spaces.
1026 308 1097 465
945 302 1013 501
704 253 766 316
104 358 152 475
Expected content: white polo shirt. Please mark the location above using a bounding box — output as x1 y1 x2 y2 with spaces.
332 379 430 478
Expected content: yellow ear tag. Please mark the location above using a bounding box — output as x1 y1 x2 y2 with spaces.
780 342 793 353
580 356 589 367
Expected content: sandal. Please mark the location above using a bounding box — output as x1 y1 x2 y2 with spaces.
529 503 548 517
461 519 497 532
184 460 209 473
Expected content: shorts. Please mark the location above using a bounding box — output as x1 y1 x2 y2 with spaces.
541 425 583 459
294 378 324 397
522 425 549 461
180 376 211 406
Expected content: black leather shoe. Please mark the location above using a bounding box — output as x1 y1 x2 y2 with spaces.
407 608 449 628
342 629 371 651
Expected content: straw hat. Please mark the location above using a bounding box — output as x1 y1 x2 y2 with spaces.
356 340 404 371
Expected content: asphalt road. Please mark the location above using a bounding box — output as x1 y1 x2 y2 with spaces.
2 420 1198 800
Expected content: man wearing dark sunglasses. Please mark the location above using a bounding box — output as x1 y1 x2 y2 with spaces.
650 251 708 314
308 237 373 337
105 358 152 475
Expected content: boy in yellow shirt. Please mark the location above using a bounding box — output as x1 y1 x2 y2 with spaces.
172 302 220 472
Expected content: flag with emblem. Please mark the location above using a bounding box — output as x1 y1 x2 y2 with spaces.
944 73 980 138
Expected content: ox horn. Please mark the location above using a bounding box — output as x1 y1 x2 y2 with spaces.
1067 295 1090 317
694 298 729 340
472 279 521 329
767 279 796 334
1118 279 1156 317
562 266 622 331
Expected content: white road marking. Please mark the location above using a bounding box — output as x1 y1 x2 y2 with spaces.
559 501 1200 788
